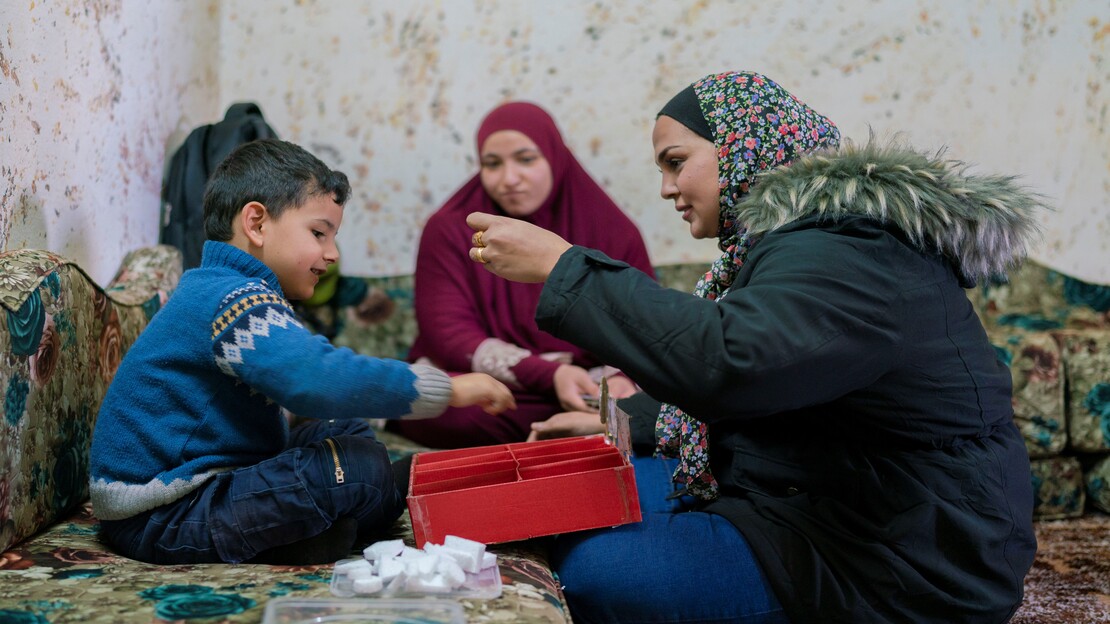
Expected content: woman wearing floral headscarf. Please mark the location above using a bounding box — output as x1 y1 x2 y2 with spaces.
466 71 1041 623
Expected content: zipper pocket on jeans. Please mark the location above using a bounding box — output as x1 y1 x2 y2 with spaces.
324 438 346 484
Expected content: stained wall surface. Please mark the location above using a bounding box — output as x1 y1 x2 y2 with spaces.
0 1 220 284
3 1 1107 285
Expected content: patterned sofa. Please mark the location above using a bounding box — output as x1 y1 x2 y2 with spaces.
966 261 1110 519
2 246 1107 623
0 246 570 623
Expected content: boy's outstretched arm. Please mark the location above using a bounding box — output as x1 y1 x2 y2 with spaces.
449 373 517 414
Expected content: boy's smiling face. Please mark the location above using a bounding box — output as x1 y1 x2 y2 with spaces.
248 194 344 300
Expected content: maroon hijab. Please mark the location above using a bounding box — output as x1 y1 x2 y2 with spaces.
410 102 654 372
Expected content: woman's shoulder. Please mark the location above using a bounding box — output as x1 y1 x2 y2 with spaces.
756 217 949 285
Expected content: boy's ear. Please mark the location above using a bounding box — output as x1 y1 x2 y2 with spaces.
240 201 268 247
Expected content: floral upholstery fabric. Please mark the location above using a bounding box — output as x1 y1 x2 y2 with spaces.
969 259 1110 518
987 330 1067 457
1054 330 1110 453
0 249 570 623
1030 456 1086 521
1087 455 1110 515
3 252 1105 621
0 498 568 623
0 246 181 554
297 274 417 362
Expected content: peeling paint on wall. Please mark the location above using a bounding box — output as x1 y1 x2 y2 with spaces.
2 1 1106 285
214 0 1108 283
0 0 220 283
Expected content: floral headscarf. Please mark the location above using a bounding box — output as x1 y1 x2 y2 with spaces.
655 71 841 500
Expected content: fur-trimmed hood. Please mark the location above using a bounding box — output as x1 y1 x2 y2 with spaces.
737 140 1048 283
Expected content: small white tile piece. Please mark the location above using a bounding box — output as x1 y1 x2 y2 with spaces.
363 538 404 561
352 576 383 594
436 557 467 586
406 573 453 593
377 557 406 582
481 551 497 570
398 545 425 561
415 552 441 576
335 558 372 573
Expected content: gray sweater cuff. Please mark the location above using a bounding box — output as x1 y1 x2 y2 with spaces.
405 364 453 419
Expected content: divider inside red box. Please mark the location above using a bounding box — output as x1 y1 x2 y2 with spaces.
409 435 623 496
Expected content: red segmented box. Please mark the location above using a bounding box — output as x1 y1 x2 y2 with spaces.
407 435 640 547
406 390 640 547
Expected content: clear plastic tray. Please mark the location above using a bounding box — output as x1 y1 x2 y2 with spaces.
329 558 502 600
262 597 465 624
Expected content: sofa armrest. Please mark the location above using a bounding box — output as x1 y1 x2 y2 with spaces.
0 246 182 552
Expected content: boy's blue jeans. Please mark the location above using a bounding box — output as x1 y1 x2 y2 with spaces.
551 456 790 624
99 418 403 564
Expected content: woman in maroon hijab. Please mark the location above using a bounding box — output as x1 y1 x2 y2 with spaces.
390 102 654 448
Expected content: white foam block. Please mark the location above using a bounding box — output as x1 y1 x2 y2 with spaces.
406 573 453 593
345 565 376 581
377 557 406 582
415 552 441 576
444 535 486 559
335 558 373 573
481 551 497 570
398 545 425 561
436 557 467 587
425 541 483 574
352 576 383 594
363 538 404 561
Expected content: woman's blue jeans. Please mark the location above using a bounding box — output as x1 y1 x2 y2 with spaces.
551 456 789 624
99 418 404 564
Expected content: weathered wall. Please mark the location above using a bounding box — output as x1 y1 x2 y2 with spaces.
2 1 1106 285
0 0 219 284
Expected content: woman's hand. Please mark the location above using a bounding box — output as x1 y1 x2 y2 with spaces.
449 373 517 414
553 364 600 412
466 212 572 283
527 411 605 442
604 374 639 399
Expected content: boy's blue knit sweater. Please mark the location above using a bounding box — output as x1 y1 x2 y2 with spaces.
89 241 452 521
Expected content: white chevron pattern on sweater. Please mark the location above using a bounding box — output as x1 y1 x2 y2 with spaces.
214 305 302 376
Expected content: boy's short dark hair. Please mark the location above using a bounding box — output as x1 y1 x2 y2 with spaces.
203 139 352 242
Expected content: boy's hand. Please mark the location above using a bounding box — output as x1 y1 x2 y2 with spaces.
449 373 516 414
527 411 605 442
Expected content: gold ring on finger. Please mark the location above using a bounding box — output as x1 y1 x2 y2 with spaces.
473 230 484 247
475 247 488 264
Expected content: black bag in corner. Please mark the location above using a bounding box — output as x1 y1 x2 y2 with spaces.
160 102 279 270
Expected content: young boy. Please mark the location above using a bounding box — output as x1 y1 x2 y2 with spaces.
89 139 514 565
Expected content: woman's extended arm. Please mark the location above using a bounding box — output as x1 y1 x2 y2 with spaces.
464 212 904 422
533 238 903 423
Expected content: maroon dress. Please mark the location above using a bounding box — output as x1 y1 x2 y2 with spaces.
391 102 654 448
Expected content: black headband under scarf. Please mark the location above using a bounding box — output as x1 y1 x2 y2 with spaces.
656 85 713 142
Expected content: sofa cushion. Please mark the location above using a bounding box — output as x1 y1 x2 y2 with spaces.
1087 455 1110 515
1054 330 1110 453
988 329 1067 457
1031 456 1086 520
0 246 181 553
